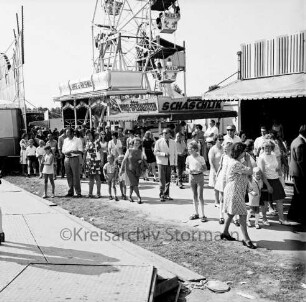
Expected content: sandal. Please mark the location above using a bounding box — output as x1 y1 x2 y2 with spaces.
234 220 240 227
200 216 207 223
189 214 199 220
219 218 225 224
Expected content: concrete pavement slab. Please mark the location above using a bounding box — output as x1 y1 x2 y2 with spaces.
0 263 155 302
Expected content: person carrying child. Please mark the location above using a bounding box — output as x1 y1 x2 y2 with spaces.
103 154 119 201
36 140 46 178
186 141 207 222
42 146 55 198
247 167 263 229
114 148 127 200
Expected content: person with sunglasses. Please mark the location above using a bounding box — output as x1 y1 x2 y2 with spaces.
223 125 241 145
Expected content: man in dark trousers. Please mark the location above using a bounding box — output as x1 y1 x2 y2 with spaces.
288 125 306 225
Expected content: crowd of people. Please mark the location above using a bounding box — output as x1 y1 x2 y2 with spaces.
18 120 306 248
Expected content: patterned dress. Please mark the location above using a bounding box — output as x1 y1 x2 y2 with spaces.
223 159 251 215
85 140 102 176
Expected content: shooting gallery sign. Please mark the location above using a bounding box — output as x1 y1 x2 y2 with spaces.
158 97 223 112
109 95 158 115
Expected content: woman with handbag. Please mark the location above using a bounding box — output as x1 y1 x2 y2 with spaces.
120 137 146 204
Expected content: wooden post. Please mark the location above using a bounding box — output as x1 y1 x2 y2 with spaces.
237 51 242 80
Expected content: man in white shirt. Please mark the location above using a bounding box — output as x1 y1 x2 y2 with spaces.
62 128 83 197
154 128 177 202
204 120 219 139
223 125 241 145
254 126 267 157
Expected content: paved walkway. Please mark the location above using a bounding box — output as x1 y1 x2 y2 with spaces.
53 172 306 261
0 179 203 301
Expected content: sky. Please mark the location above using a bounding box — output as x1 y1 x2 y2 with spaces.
0 0 305 108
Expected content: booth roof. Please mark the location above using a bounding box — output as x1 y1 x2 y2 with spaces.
202 73 306 101
105 109 237 122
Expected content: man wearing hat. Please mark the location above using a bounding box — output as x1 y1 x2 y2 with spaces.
223 125 241 145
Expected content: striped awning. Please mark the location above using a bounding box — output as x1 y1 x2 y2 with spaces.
202 73 306 101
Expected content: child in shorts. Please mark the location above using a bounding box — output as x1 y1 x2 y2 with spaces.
186 141 207 222
42 146 55 198
103 154 119 201
114 148 126 200
36 140 45 178
247 167 263 229
26 139 37 177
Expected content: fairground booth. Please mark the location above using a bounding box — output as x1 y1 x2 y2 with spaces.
54 70 237 133
203 30 306 143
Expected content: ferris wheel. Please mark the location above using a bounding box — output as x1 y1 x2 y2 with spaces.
91 0 183 81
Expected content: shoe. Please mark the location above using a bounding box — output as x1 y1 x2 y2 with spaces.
153 178 158 182
109 196 113 200
247 221 252 227
242 240 257 249
219 218 225 224
200 216 207 222
220 233 236 241
42 194 47 198
75 194 82 198
279 219 291 225
115 196 119 201
129 196 134 203
189 214 199 220
160 195 165 202
165 196 173 200
87 194 93 198
137 198 142 204
262 220 270 226
122 195 127 200
65 193 73 197
97 195 101 198
233 220 240 227
51 194 55 198
255 224 261 229
27 174 30 178
0 232 5 243
39 175 43 179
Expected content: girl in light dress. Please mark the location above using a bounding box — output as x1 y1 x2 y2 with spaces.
20 133 29 176
103 154 119 201
208 134 223 207
186 141 207 222
42 146 55 198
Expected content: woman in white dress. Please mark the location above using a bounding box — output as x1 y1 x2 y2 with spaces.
208 134 223 206
214 142 232 224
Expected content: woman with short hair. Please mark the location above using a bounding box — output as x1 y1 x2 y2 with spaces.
221 142 256 248
257 140 289 225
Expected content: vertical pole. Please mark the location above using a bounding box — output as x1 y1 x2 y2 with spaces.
74 100 77 129
183 40 186 96
89 102 93 129
237 51 242 80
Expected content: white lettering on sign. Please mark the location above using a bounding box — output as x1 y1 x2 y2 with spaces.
70 81 93 90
